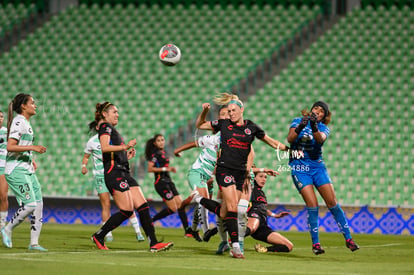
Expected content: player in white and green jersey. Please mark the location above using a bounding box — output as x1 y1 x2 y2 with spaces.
1 94 47 252
174 106 230 246
82 133 144 242
0 110 9 228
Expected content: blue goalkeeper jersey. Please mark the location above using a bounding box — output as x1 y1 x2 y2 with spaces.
289 117 330 164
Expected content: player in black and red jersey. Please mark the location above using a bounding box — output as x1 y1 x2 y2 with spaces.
90 102 172 252
192 93 289 258
145 134 196 239
245 169 293 253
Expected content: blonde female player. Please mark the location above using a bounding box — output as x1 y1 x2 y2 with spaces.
0 110 9 228
193 93 289 258
82 121 144 242
1 93 47 251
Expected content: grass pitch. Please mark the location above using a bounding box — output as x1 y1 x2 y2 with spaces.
0 223 413 275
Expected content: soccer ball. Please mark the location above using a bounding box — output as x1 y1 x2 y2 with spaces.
159 44 181 66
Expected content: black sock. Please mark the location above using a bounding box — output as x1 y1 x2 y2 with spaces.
178 208 189 230
95 210 133 239
245 227 251 237
267 244 290 252
199 198 221 216
153 207 174 222
137 203 158 246
224 211 238 245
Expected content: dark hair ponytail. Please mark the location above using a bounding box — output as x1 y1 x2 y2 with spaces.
88 101 113 132
7 93 31 138
145 133 163 160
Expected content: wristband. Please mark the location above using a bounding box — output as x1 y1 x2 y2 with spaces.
82 164 86 168
271 213 276 217
162 167 167 172
259 168 264 172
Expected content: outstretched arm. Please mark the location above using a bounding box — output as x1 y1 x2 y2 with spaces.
174 141 197 157
260 135 289 151
196 103 214 130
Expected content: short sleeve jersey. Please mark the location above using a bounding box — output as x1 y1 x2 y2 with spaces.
289 117 330 162
0 126 7 168
5 115 34 174
98 122 129 172
150 149 171 181
84 134 104 177
191 132 220 178
211 119 265 171
248 183 268 219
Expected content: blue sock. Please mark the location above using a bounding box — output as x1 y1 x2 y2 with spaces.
307 207 319 244
329 204 352 240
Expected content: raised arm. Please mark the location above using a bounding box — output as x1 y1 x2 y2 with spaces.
174 141 197 157
196 103 214 130
260 135 289 151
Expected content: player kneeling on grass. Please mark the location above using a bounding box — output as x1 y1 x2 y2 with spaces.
245 170 293 253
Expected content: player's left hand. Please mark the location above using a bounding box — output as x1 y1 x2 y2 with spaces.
309 112 318 132
273 211 290 218
127 148 136 160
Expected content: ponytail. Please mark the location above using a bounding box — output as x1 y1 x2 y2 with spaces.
88 101 113 132
7 93 31 138
213 92 243 108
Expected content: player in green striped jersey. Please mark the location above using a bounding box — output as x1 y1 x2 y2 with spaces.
0 110 9 228
1 94 47 252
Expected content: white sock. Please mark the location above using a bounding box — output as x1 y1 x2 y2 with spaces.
0 210 7 228
215 199 227 242
191 205 200 231
237 199 249 243
129 215 142 234
200 206 209 234
7 203 36 232
30 201 44 246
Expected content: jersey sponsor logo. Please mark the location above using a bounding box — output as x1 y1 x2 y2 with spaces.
212 120 218 126
28 128 33 134
232 133 245 137
244 128 251 135
227 138 249 149
15 121 20 126
227 125 233 131
116 177 123 181
256 196 267 203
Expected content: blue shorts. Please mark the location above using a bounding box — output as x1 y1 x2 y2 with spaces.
290 160 331 192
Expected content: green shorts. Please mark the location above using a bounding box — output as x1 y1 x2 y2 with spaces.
187 169 211 190
94 175 109 194
6 168 42 205
0 167 4 175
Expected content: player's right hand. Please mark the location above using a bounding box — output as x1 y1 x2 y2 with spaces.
202 103 211 110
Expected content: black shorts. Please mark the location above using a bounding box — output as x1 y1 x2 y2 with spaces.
154 177 179 201
215 166 246 191
104 169 139 195
247 211 267 226
251 223 273 243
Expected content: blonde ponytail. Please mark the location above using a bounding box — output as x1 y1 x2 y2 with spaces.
213 93 243 107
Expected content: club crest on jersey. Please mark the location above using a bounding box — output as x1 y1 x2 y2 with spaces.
212 120 218 126
244 128 251 135
224 175 233 184
25 192 31 200
119 181 128 189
